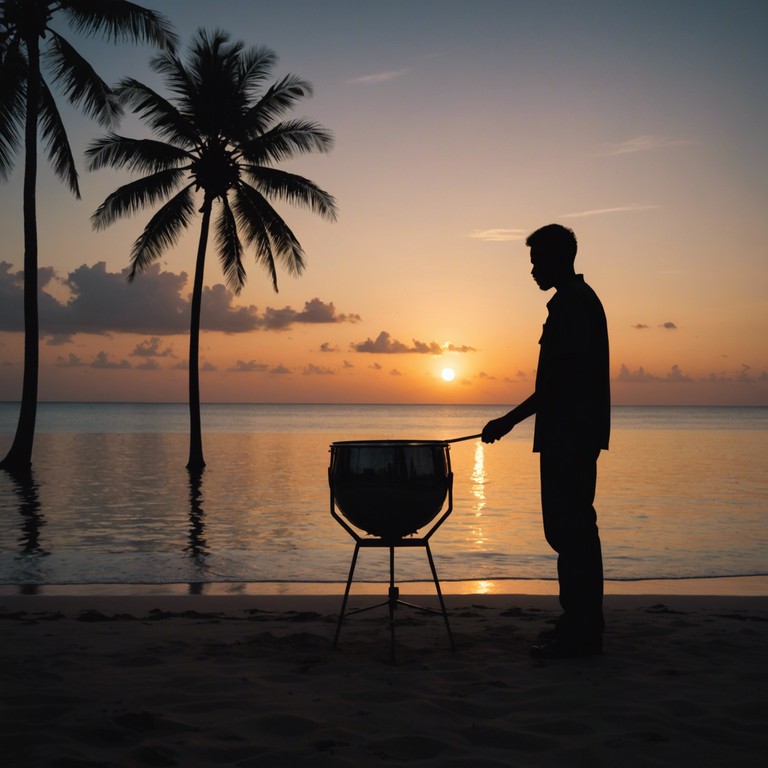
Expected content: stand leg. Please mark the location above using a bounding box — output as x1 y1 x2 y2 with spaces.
388 546 398 663
426 542 456 651
334 542 360 648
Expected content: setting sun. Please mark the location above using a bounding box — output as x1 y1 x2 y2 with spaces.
441 367 456 382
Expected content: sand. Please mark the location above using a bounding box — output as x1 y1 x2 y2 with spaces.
1 590 766 767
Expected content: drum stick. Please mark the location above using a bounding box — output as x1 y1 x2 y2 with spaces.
444 433 482 443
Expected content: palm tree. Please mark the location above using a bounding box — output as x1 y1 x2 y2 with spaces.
87 29 337 472
0 0 176 473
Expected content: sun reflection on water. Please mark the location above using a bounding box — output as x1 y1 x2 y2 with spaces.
470 441 487 548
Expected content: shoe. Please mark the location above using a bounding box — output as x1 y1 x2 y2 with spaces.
529 636 602 659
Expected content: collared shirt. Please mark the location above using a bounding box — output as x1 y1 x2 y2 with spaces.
533 274 610 453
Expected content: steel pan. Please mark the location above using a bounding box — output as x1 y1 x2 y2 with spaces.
329 440 451 540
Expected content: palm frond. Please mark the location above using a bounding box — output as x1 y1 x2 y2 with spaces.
148 48 197 110
60 0 178 51
214 196 246 293
45 30 122 128
86 132 190 174
242 74 312 134
116 77 198 147
128 185 196 279
241 118 334 165
91 168 188 229
38 80 81 197
244 166 338 221
236 44 279 100
185 30 246 139
232 182 307 291
0 40 26 178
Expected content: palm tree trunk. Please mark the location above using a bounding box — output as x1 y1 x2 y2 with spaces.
186 198 212 472
1 35 40 474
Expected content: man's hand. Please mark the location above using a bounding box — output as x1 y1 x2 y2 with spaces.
482 415 514 443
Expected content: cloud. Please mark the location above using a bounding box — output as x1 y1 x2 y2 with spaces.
348 68 409 84
594 135 698 156
351 331 475 355
303 364 334 375
631 322 678 331
0 262 360 337
319 342 340 352
444 342 477 353
705 365 767 384
46 334 75 346
615 363 691 383
469 229 527 242
0 262 66 333
228 360 269 373
91 351 131 369
562 204 658 219
130 337 175 358
270 364 291 374
200 284 260 332
56 353 86 368
262 298 361 331
135 358 161 371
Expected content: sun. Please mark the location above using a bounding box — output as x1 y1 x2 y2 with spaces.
441 367 456 382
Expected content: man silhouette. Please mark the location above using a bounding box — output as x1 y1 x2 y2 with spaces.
482 223 610 658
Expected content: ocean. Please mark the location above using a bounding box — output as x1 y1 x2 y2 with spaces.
0 403 766 588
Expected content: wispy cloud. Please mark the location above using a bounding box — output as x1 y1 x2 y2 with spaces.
348 68 408 85
562 204 658 219
469 228 527 242
595 135 698 156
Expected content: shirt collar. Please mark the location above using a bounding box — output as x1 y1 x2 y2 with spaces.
547 274 585 309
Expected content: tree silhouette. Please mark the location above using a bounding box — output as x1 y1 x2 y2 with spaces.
87 29 337 472
0 0 176 472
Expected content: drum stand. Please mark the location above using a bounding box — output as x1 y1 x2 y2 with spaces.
330 477 456 662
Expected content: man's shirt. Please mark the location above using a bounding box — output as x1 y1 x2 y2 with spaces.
533 274 610 453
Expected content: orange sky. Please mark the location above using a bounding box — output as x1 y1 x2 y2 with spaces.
1 1 766 405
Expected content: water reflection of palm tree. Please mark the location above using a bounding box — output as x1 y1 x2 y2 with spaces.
10 468 45 555
8 468 46 594
87 29 337 472
0 1 176 472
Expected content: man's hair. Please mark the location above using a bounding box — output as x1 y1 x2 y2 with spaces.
525 224 578 262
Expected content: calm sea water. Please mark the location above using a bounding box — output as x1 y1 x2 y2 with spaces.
0 403 765 587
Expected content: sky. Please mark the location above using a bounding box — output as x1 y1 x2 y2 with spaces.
0 0 766 405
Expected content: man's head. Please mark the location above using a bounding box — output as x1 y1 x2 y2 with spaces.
526 224 577 291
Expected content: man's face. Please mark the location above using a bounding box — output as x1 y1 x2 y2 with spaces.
529 248 558 291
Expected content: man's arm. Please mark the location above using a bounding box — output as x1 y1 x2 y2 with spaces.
481 393 537 443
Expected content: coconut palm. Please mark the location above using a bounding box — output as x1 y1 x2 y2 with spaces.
0 0 176 473
87 29 337 472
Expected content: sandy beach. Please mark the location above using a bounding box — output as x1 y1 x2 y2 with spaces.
2 588 766 767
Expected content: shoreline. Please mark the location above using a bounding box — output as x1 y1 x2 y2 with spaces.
1 574 766 598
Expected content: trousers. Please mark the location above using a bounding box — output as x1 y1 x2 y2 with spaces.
539 449 604 638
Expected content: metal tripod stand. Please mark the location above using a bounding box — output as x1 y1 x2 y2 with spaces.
330 477 456 662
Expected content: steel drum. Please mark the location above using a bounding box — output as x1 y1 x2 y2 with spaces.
329 440 452 540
